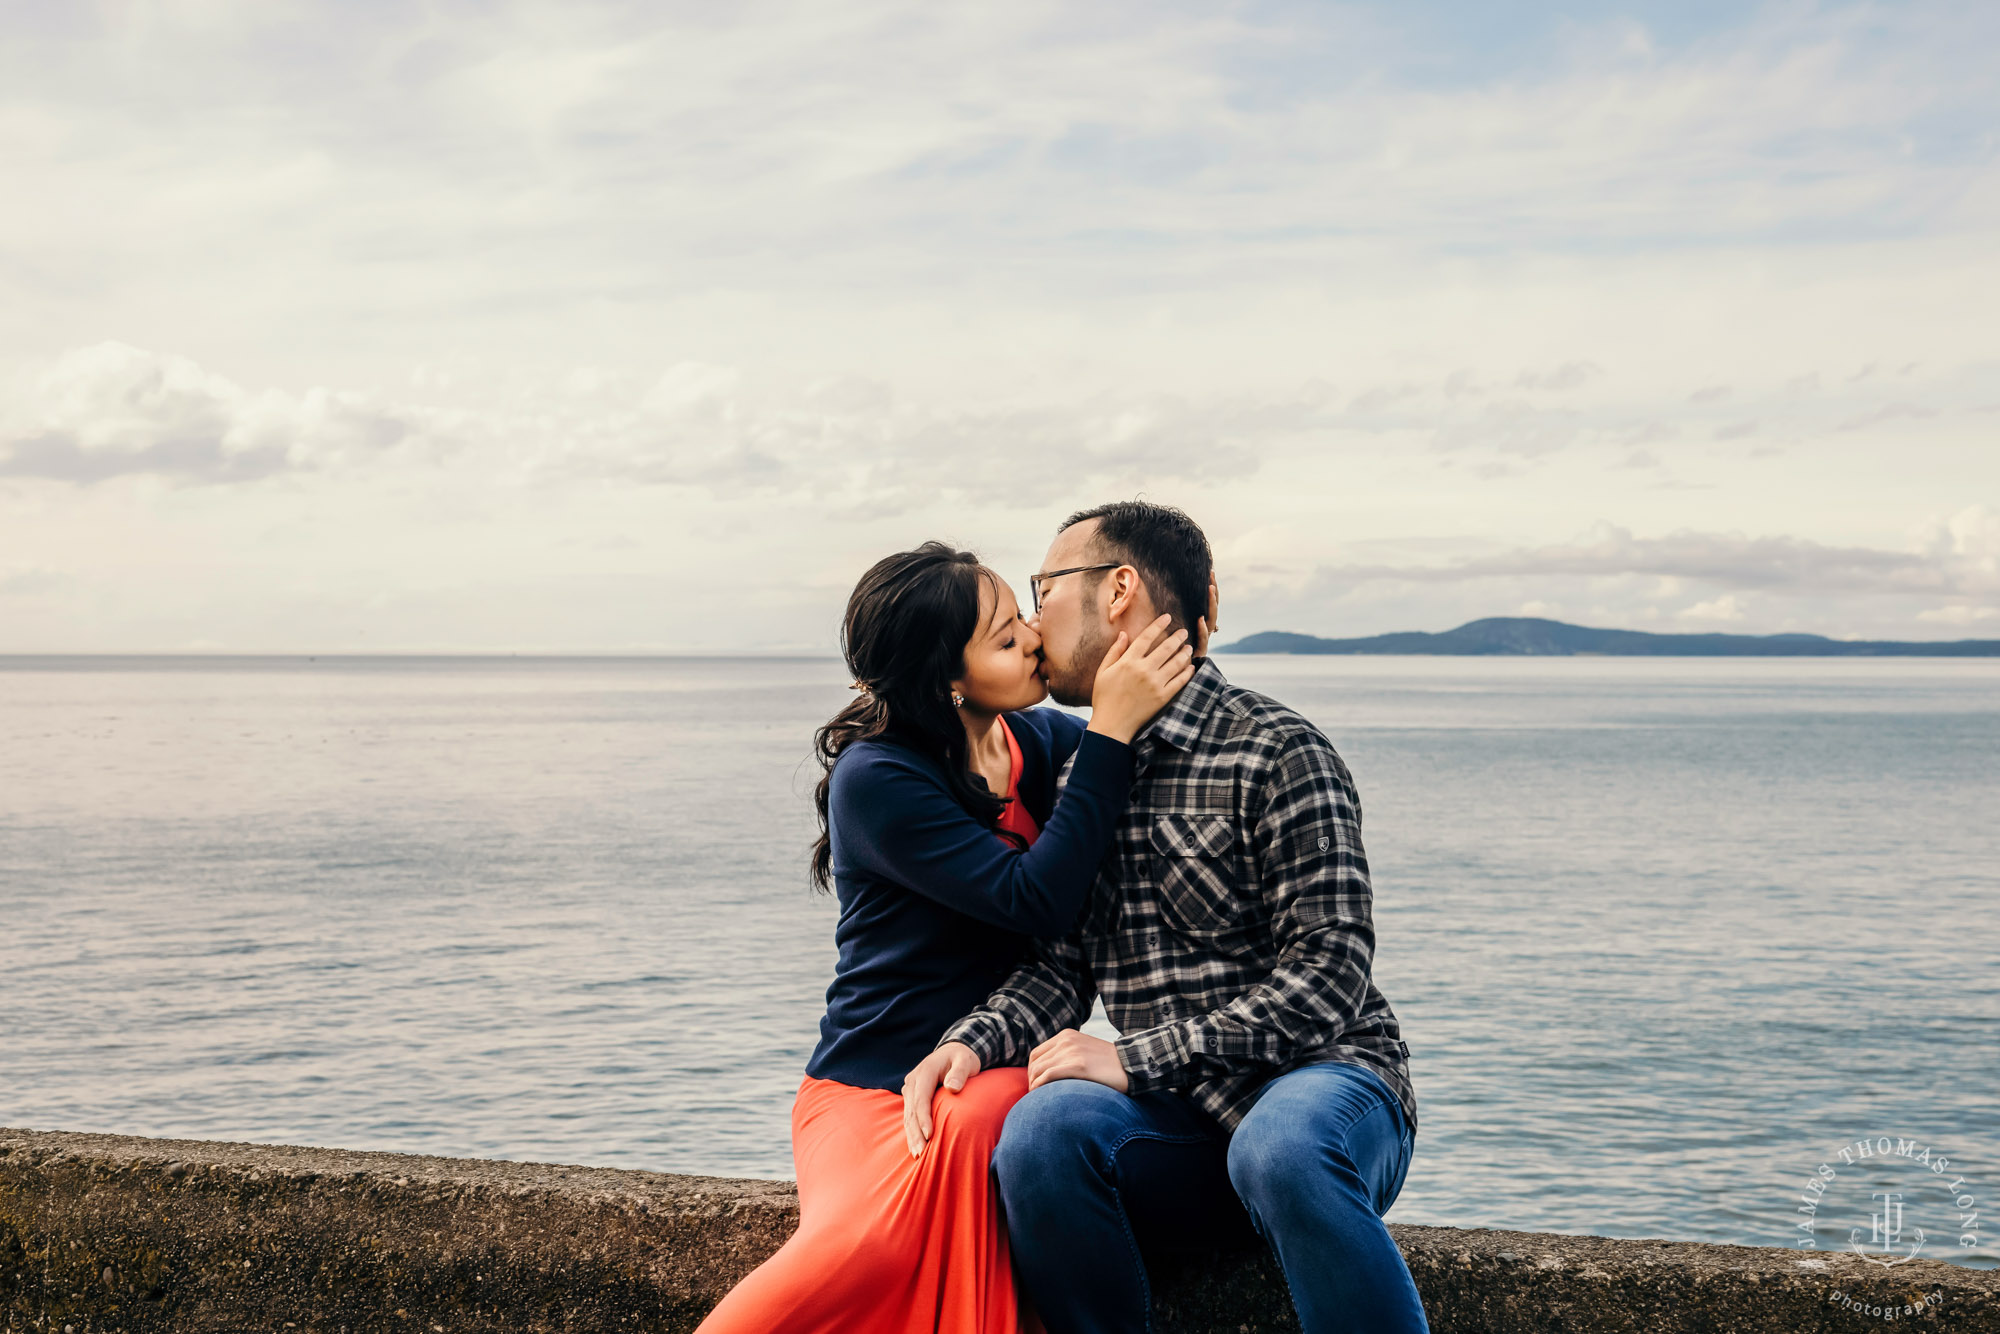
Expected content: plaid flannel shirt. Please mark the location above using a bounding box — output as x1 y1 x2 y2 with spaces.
941 658 1417 1134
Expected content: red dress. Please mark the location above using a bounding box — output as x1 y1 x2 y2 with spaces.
696 722 1042 1334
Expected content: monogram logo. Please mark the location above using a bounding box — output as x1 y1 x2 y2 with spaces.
1857 1191 1922 1266
1787 1135 1985 1278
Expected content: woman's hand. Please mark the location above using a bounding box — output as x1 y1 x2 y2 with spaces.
1085 613 1199 745
902 1042 982 1158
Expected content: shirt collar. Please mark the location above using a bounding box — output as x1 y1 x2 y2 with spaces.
1134 656 1227 758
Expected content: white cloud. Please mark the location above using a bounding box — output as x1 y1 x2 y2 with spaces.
1431 400 1581 458
1304 522 2000 598
0 564 65 597
1515 362 1602 392
1 4 1998 649
1915 505 2000 562
2 343 1277 510
1916 604 2000 626
0 343 417 483
3 0 1995 376
1677 594 1747 622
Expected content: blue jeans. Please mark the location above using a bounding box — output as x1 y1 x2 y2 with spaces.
991 1061 1428 1334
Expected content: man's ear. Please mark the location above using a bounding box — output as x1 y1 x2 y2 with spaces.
1105 566 1141 619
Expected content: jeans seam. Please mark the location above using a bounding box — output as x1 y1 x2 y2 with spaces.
1340 1098 1404 1213
1326 1060 1406 1130
1255 1072 1395 1151
1238 1093 1408 1324
1103 1127 1217 1334
1345 1062 1419 1207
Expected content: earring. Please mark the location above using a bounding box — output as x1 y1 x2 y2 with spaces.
951 691 965 708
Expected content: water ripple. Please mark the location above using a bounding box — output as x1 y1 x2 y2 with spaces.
1 653 1994 1267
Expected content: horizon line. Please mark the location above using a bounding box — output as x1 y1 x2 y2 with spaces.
1218 614 2000 648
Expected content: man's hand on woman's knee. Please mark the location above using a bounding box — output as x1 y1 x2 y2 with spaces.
901 1041 982 1158
1027 1029 1129 1094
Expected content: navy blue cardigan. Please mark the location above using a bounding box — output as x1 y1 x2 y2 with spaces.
805 708 1135 1091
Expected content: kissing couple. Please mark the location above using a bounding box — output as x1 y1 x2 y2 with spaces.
697 501 1428 1334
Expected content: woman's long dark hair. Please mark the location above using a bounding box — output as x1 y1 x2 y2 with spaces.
811 542 1021 892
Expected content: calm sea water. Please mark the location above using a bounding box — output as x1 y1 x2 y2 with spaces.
3 654 1996 1266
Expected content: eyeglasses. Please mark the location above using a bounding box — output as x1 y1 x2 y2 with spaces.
1029 563 1121 615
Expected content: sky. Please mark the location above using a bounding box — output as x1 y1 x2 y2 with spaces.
1 0 1996 651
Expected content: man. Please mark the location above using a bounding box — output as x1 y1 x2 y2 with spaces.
902 501 1429 1334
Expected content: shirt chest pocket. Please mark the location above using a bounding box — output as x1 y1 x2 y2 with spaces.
1149 814 1247 935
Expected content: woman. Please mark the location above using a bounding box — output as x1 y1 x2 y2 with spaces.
696 542 1194 1334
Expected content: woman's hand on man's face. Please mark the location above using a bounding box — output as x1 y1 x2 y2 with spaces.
1084 614 1196 745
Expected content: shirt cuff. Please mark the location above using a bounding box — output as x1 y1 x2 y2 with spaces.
1114 1022 1194 1094
941 1012 1013 1070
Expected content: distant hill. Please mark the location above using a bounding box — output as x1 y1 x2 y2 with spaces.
1217 617 2000 657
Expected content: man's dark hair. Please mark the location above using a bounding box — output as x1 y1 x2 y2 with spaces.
1059 500 1212 634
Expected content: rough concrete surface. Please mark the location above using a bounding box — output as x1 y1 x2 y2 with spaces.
4 1127 1994 1332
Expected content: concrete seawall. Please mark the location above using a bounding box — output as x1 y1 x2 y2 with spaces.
4 1127 1994 1332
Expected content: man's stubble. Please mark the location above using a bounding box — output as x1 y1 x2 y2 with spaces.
1045 614 1111 709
